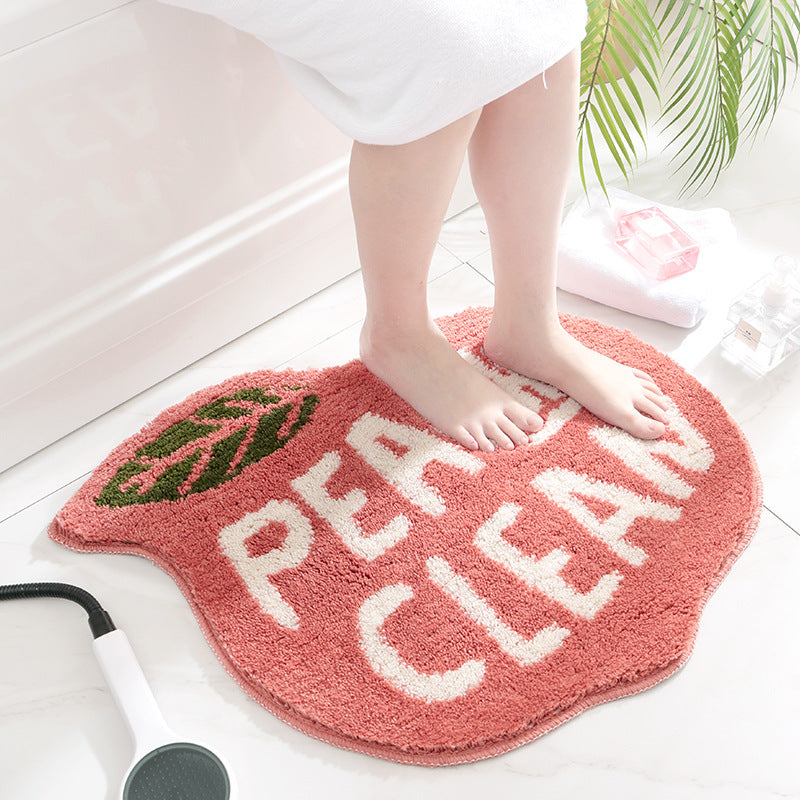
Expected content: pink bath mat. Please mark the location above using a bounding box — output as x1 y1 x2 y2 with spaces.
50 308 761 765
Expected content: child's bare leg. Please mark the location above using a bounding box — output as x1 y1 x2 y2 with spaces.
351 113 543 452
470 48 669 440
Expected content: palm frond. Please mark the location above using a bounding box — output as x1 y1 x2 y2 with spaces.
656 0 748 195
579 0 800 197
577 0 662 196
735 0 800 142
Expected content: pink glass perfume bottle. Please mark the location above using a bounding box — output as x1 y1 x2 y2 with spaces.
615 206 700 280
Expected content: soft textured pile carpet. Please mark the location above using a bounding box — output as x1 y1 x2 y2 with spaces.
50 308 761 766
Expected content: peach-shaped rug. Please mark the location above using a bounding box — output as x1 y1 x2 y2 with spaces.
50 308 761 765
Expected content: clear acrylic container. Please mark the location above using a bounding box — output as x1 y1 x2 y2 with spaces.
721 255 800 374
615 206 700 280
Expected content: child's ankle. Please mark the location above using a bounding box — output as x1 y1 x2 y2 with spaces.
487 306 562 342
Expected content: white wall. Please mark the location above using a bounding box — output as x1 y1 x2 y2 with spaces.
0 0 477 472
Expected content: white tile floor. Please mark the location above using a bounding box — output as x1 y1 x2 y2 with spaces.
2 85 800 798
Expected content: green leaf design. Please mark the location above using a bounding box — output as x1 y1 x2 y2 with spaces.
137 419 222 460
189 425 252 495
95 387 319 508
195 388 281 420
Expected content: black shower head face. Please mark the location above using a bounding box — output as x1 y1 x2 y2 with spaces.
123 742 231 800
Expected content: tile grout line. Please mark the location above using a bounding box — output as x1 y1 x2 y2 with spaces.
0 472 92 526
275 319 363 370
465 259 494 286
0 0 139 59
763 504 800 539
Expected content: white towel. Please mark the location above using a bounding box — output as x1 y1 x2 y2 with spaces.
557 187 737 328
157 0 587 145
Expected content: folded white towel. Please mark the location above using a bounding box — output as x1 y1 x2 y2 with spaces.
557 187 737 328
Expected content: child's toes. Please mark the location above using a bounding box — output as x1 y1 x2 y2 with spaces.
626 411 666 440
485 421 516 450
466 424 495 452
635 396 669 425
507 404 544 434
633 368 659 385
497 415 531 447
452 425 479 451
644 389 670 412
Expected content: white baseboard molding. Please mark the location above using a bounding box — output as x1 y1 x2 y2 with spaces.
0 156 358 472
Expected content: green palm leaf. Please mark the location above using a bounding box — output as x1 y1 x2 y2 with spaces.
578 0 800 196
578 0 662 196
656 0 748 194
735 0 800 140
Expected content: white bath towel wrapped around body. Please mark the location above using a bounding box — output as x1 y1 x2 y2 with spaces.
158 0 588 144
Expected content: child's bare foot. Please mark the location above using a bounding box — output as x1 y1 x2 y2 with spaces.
483 320 670 440
360 321 543 452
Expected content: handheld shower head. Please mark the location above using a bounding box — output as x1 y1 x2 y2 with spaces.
0 583 236 799
93 629 235 800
